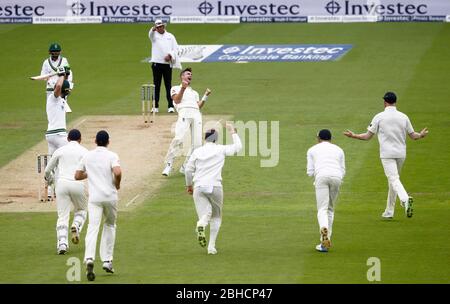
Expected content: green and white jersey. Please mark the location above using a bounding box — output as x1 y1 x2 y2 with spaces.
40 56 73 91
46 93 67 134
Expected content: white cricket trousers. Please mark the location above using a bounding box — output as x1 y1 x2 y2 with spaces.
46 133 68 155
55 179 87 248
193 186 223 250
315 176 342 241
381 158 408 215
84 200 117 262
165 108 202 165
45 133 67 196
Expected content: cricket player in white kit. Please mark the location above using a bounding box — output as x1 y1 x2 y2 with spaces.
41 43 73 113
185 123 242 254
44 129 88 255
344 92 428 219
307 129 345 253
162 67 211 176
45 69 71 199
75 130 122 281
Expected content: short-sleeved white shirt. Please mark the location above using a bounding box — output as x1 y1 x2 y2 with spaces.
77 147 120 203
367 106 414 159
170 85 200 111
149 30 178 64
45 141 88 181
41 56 73 90
46 93 67 133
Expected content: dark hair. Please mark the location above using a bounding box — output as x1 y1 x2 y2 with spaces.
68 129 81 141
96 130 109 147
383 92 397 104
205 129 218 143
318 129 332 141
180 67 192 77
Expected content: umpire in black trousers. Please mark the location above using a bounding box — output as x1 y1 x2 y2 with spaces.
148 19 179 113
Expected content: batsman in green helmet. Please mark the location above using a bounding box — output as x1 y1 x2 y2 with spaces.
39 42 74 113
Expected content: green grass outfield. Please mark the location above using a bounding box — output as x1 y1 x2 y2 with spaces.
0 23 449 283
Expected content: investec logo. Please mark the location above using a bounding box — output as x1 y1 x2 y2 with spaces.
197 0 301 16
324 0 428 15
66 0 172 16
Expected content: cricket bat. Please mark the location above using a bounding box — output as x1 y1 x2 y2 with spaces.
30 72 57 81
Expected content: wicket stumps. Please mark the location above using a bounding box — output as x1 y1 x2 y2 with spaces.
141 84 155 126
36 154 53 202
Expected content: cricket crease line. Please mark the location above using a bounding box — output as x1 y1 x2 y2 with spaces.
72 118 87 129
126 194 140 207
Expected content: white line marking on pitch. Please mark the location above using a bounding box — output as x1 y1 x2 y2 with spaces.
72 118 87 129
126 194 140 207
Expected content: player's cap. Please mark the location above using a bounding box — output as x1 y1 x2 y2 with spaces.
205 129 218 142
318 129 332 141
96 130 110 146
383 92 397 104
49 43 62 52
154 19 166 27
68 129 81 141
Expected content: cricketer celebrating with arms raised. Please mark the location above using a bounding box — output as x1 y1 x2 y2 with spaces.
185 123 242 255
162 67 211 176
344 92 428 219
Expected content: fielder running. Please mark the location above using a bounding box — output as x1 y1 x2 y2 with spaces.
307 129 345 253
44 129 88 255
162 67 211 176
185 123 242 254
40 42 73 113
75 130 122 281
344 92 428 219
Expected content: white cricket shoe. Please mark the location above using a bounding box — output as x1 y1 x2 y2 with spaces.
208 248 217 255
71 225 79 244
382 211 394 219
86 259 95 281
151 107 159 113
168 107 175 113
315 244 328 252
102 261 114 274
162 163 172 176
57 244 68 255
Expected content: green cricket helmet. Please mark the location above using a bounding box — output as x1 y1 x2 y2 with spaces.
61 80 71 96
49 42 62 52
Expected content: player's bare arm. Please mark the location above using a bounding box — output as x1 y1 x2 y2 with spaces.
409 128 429 140
172 80 189 104
113 166 122 190
74 170 87 180
343 130 374 140
198 88 211 109
53 74 65 98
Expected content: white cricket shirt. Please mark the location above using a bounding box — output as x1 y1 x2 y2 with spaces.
367 106 414 159
41 56 73 90
149 30 178 64
77 147 120 203
45 141 88 181
171 85 200 112
46 93 67 133
185 134 242 187
307 142 346 180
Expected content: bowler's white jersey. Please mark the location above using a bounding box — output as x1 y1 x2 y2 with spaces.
367 106 414 159
171 85 200 112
